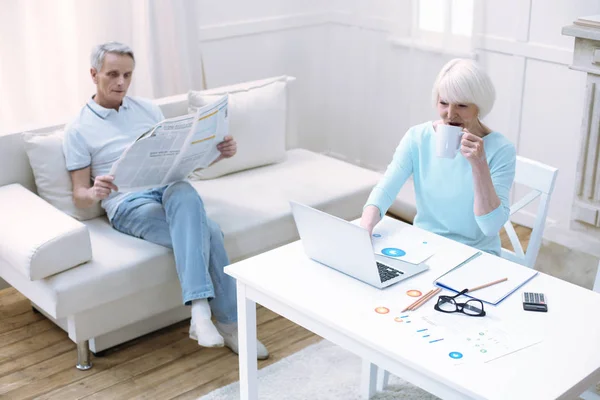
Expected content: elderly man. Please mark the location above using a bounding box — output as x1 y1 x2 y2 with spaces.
63 41 268 359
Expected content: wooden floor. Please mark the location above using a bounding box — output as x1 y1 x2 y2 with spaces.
0 223 530 400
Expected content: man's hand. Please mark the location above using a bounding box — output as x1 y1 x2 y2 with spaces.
91 175 118 201
210 136 237 166
217 136 237 159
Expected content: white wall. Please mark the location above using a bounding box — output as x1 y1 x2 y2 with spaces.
196 0 331 152
477 0 598 232
194 0 597 235
325 0 421 168
317 0 600 243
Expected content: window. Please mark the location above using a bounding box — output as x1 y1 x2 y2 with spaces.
415 0 474 51
418 0 445 33
0 1 201 134
450 0 474 36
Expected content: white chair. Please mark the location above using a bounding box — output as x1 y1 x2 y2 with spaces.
501 156 558 269
373 156 558 396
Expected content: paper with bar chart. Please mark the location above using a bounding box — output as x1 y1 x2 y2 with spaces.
369 300 542 366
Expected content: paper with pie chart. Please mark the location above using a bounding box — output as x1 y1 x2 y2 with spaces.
371 229 437 264
418 310 542 365
385 308 542 365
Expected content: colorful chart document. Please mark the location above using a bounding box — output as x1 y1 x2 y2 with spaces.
371 225 437 264
366 301 542 366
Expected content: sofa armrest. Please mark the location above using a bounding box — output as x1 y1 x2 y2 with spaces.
0 184 92 280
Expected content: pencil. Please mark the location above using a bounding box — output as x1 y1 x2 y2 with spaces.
411 288 441 311
401 289 434 312
468 277 508 293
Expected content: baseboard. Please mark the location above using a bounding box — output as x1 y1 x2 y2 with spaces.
506 210 600 258
0 278 10 290
543 223 600 259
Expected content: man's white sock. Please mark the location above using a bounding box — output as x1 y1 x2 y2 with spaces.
191 299 224 347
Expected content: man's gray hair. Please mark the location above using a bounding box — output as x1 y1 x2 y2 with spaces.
90 42 135 71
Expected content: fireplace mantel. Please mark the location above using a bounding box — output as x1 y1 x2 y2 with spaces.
562 23 600 241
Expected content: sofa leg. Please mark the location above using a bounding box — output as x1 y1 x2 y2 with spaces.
76 341 93 370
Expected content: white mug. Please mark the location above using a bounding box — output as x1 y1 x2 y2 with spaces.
435 124 464 159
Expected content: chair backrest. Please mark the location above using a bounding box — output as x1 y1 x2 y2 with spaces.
501 156 558 269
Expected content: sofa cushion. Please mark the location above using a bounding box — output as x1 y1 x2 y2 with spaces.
0 149 381 317
22 130 105 221
188 76 293 180
192 149 382 261
0 184 92 281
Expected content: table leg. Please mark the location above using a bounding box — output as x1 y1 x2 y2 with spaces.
237 281 258 400
377 369 390 391
360 359 378 399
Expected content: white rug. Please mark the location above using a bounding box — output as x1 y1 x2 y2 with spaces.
198 340 439 400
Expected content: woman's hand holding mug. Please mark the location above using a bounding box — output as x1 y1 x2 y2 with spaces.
459 128 486 164
435 125 486 164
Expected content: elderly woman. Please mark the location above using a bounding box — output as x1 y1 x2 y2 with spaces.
361 58 516 256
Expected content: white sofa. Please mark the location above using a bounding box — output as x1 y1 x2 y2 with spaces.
0 82 417 370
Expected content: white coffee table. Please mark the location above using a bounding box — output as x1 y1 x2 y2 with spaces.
226 217 600 400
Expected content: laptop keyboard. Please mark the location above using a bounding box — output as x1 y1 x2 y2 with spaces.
376 262 404 283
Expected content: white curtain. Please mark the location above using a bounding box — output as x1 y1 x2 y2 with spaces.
0 0 205 134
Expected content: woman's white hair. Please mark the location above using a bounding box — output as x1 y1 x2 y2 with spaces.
90 42 135 71
431 58 496 118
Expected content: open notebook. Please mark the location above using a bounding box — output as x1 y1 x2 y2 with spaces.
434 253 538 305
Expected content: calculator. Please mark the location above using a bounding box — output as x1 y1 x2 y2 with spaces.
522 292 548 312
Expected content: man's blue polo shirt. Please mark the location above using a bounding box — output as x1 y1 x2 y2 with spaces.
63 96 164 221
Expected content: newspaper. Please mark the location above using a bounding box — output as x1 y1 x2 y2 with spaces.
110 95 229 192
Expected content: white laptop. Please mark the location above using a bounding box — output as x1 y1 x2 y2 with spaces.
290 201 429 289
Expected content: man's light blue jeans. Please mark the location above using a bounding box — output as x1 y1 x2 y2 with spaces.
111 181 237 324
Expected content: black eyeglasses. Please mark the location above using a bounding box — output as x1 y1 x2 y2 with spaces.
434 289 486 317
